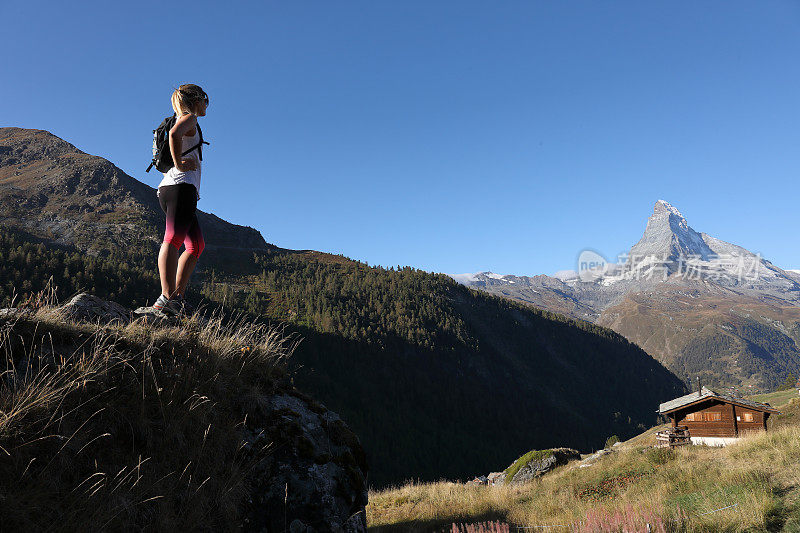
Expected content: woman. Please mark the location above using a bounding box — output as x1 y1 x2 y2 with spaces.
153 84 209 316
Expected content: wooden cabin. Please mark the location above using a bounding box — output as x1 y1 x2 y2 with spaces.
658 387 780 446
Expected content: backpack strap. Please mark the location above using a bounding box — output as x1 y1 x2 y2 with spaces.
180 124 210 159
148 141 202 172
196 123 210 161
181 143 203 157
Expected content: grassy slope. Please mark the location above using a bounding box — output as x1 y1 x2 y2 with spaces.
751 389 800 408
367 394 800 532
0 303 293 530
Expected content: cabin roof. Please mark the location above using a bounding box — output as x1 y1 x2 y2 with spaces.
659 386 780 415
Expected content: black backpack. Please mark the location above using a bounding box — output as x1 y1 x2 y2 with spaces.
145 114 210 173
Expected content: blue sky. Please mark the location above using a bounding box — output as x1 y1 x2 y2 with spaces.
2 1 799 275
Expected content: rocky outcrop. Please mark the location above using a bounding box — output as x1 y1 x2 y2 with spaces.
466 472 504 486
487 472 504 486
58 293 132 324
0 308 18 319
243 392 369 532
507 448 581 484
468 447 583 486
573 447 617 469
53 293 204 328
131 306 185 327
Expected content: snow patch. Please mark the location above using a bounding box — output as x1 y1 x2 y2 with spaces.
656 199 685 219
450 272 514 285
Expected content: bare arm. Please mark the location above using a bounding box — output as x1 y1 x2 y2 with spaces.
169 113 198 171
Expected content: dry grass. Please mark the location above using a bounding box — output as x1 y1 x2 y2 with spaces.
367 427 800 532
0 294 297 531
750 389 800 408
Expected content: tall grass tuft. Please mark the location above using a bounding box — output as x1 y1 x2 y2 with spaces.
576 503 688 532
450 520 510 533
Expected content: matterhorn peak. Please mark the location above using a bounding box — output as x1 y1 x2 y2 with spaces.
653 199 685 219
649 199 691 235
627 200 716 269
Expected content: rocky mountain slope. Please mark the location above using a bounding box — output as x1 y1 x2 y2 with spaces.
0 127 268 257
454 200 800 390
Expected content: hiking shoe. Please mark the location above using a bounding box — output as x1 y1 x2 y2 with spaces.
153 294 181 316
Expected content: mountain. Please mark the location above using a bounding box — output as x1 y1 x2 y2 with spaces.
0 127 268 258
454 200 800 390
0 127 687 487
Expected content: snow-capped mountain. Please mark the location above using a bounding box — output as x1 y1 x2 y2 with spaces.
629 200 716 264
450 200 800 390
450 272 517 285
598 200 798 294
453 199 800 311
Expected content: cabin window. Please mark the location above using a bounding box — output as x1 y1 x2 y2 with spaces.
743 413 754 422
686 412 721 422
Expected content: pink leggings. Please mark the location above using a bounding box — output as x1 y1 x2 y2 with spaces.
158 184 205 258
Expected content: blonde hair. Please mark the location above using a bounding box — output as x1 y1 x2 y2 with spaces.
171 84 208 116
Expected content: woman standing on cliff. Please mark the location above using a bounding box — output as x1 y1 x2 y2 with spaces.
152 84 209 316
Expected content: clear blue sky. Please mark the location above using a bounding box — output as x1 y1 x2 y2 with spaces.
3 1 799 275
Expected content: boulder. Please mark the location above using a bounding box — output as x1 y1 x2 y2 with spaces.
132 304 210 327
573 447 616 470
242 392 368 532
0 308 19 320
132 305 183 327
507 448 581 484
487 472 504 486
59 293 131 324
45 292 211 328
